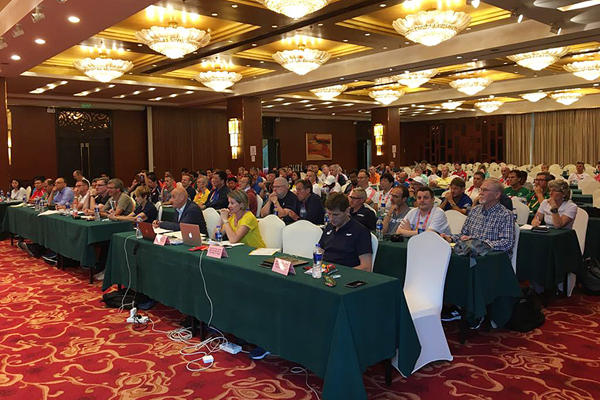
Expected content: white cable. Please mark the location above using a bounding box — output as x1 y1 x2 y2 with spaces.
197 250 214 327
290 367 321 400
118 234 138 313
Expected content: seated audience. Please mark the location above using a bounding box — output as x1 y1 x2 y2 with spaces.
153 187 207 234
452 162 467 180
528 172 553 213
431 166 453 189
161 174 176 205
101 179 134 217
343 170 359 194
397 187 450 237
42 179 54 201
305 170 322 197
227 176 238 192
406 176 427 207
193 176 210 206
377 173 395 211
441 177 472 215
48 177 74 206
442 179 515 253
532 180 577 229
287 179 325 225
87 177 110 213
382 186 410 235
73 180 92 211
420 160 432 176
349 188 377 231
260 177 298 224
109 186 158 224
319 193 372 271
181 173 197 200
238 175 258 216
356 169 377 206
219 190 265 248
249 167 264 197
504 170 532 203
369 166 380 185
322 175 342 196
467 172 484 202
540 163 550 173
10 179 28 201
145 173 161 204
568 161 591 184
28 177 46 203
203 170 230 210
499 165 510 184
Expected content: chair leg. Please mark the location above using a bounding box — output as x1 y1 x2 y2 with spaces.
384 359 392 386
89 267 94 284
10 233 14 246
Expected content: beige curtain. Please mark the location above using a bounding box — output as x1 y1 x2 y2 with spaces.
506 114 532 165
533 109 600 165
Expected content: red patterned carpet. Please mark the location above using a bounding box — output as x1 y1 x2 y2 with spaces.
1 238 599 400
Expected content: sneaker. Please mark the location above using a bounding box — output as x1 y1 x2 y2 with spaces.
138 299 156 310
249 347 270 360
42 253 57 265
441 305 461 322
469 317 484 330
17 241 35 258
93 271 105 281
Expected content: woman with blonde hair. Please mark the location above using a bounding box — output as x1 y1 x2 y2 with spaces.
219 190 265 248
532 180 577 229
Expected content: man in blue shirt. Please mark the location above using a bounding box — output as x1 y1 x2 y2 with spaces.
441 177 472 215
48 177 74 206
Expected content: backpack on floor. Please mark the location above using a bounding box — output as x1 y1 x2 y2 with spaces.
582 257 600 295
505 288 545 332
101 288 150 309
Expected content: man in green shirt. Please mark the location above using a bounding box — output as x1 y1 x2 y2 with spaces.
528 172 553 213
101 178 134 218
504 170 533 204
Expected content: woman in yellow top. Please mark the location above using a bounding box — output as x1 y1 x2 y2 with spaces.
193 176 210 206
219 189 266 248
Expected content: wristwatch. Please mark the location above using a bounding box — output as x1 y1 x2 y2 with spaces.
550 208 558 214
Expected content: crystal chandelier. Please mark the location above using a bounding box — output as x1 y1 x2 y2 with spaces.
73 55 133 83
449 77 493 95
550 89 584 105
195 68 243 92
440 100 464 110
475 99 503 113
393 69 438 88
564 60 600 81
507 47 569 71
257 0 329 19
272 45 331 75
392 10 471 47
369 88 405 105
520 92 547 102
136 22 210 59
310 84 347 100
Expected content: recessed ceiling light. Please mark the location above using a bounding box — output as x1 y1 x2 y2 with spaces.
405 41 410 44
126 49 131 52
283 102 292 105
340 77 344 80
231 4 238 8
68 16 80 23
272 25 278 28
148 87 156 91
457 56 462 59
260 61 264 63
383 46 387 49
137 44 143 47
133 91 141 95
108 84 115 88
380 4 386 7
332 113 336 115
228 40 233 43
35 38 45 44
152 64 157 67
594 83 599 86
10 55 20 60
211 13 218 16
318 23 323 26
275 98 284 101
365 33 370 36
186 91 194 94
300 99 310 103
252 43 257 46
169 94 177 98
343 39 348 42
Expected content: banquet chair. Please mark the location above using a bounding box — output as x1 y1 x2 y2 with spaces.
25 186 32 200
255 195 263 217
433 197 442 207
578 178 600 195
392 231 452 375
202 208 221 240
156 202 163 221
370 233 378 272
512 199 530 225
593 188 600 208
445 210 466 235
560 207 590 297
512 222 520 274
282 220 322 259
258 215 285 249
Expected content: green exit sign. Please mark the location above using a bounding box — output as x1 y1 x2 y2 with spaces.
80 103 92 108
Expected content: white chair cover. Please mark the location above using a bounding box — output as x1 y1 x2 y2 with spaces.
282 220 322 259
392 231 452 375
255 195 263 217
512 198 530 225
512 222 520 274
25 186 32 199
445 210 466 235
370 233 378 272
202 208 221 240
573 207 589 255
593 188 600 208
578 178 600 195
258 215 286 249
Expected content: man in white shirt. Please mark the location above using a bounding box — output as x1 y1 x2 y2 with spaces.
397 186 450 237
568 161 591 184
74 180 92 211
376 173 395 211
305 170 322 197
357 169 377 206
318 164 330 184
467 171 484 203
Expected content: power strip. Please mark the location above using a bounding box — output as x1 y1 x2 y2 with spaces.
219 342 242 354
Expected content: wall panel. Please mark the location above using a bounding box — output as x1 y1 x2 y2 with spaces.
112 110 147 182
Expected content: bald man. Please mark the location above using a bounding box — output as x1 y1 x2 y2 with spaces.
260 177 299 224
153 187 207 234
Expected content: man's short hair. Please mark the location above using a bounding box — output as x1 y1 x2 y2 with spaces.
34 176 44 183
325 192 349 212
242 174 253 186
146 172 158 182
165 173 174 179
227 176 238 183
108 178 125 191
536 172 554 181
97 177 109 186
78 180 90 188
134 185 151 199
576 161 584 165
215 170 227 182
393 185 409 199
484 178 504 193
416 186 434 198
295 179 312 192
473 171 485 180
182 173 193 181
450 177 465 188
351 187 367 199
380 173 394 184
45 178 54 186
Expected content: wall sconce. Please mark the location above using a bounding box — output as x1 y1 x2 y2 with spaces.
228 118 241 159
6 109 11 166
374 123 384 156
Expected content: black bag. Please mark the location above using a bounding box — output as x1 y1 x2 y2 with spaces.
582 257 600 295
101 288 150 309
505 288 545 332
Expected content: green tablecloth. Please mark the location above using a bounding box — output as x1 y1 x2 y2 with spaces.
585 217 600 260
2 206 133 266
373 240 521 327
572 194 592 204
517 229 583 289
571 189 582 195
160 206 175 222
104 233 419 399
432 188 445 196
0 201 21 231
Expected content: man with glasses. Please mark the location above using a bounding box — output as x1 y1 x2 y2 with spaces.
260 177 298 224
48 177 74 207
382 186 410 235
287 179 324 225
73 180 92 211
349 187 377 231
101 178 133 218
528 172 554 213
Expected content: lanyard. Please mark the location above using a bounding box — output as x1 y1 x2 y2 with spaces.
415 209 432 231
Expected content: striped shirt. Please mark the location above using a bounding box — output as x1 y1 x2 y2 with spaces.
450 202 515 253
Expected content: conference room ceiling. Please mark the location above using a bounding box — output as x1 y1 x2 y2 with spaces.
2 0 600 121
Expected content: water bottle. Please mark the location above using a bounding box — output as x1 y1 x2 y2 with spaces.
215 225 223 243
135 216 143 239
379 201 387 218
94 205 101 221
65 203 71 216
273 207 279 217
312 244 323 279
35 198 40 212
22 194 27 203
0 190 4 201
376 217 384 241
323 213 329 225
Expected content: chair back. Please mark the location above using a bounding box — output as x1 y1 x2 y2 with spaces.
445 210 466 235
255 195 263 217
578 178 600 195
593 188 600 208
512 222 520 274
157 204 163 221
258 215 286 249
370 233 378 272
433 197 442 207
572 207 589 255
512 198 530 225
25 186 32 199
202 208 221 240
404 232 451 309
282 220 322 259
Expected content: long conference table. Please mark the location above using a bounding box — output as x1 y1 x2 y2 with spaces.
103 233 420 400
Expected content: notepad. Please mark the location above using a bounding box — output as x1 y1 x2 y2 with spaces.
249 248 279 256
520 224 533 230
154 227 174 234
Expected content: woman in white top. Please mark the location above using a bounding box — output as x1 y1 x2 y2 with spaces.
9 179 28 201
532 180 578 229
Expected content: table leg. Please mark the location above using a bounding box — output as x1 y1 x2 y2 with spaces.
10 233 14 246
384 359 392 386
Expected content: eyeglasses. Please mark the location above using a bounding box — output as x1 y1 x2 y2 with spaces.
349 196 363 200
480 188 499 193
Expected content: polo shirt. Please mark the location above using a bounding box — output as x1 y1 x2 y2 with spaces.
252 176 263 194
385 206 410 235
403 206 451 235
504 186 533 203
350 205 377 231
269 190 299 224
442 193 472 212
52 187 74 205
538 199 578 229
95 193 111 206
452 170 467 180
134 201 158 223
297 193 325 225
184 185 196 201
319 218 372 268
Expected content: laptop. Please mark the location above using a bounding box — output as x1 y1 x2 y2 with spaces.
139 222 156 241
180 223 203 247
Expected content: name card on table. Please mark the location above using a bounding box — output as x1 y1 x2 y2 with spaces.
272 257 296 276
207 244 228 259
154 234 170 246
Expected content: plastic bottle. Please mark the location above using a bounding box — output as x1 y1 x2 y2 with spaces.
312 244 323 279
379 200 387 218
215 225 223 243
65 203 71 216
376 217 384 240
94 205 101 221
135 216 143 239
273 207 279 217
0 190 4 201
323 213 329 225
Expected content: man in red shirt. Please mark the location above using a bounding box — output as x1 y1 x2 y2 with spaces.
28 176 46 203
452 162 467 181
239 175 258 216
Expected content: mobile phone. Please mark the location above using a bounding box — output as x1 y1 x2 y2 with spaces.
345 280 367 288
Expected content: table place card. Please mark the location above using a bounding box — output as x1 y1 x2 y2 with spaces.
272 257 296 276
154 234 170 246
207 244 228 259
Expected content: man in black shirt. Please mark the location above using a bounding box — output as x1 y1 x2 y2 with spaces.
349 187 377 231
181 173 197 201
287 179 324 225
260 177 298 224
145 173 161 204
